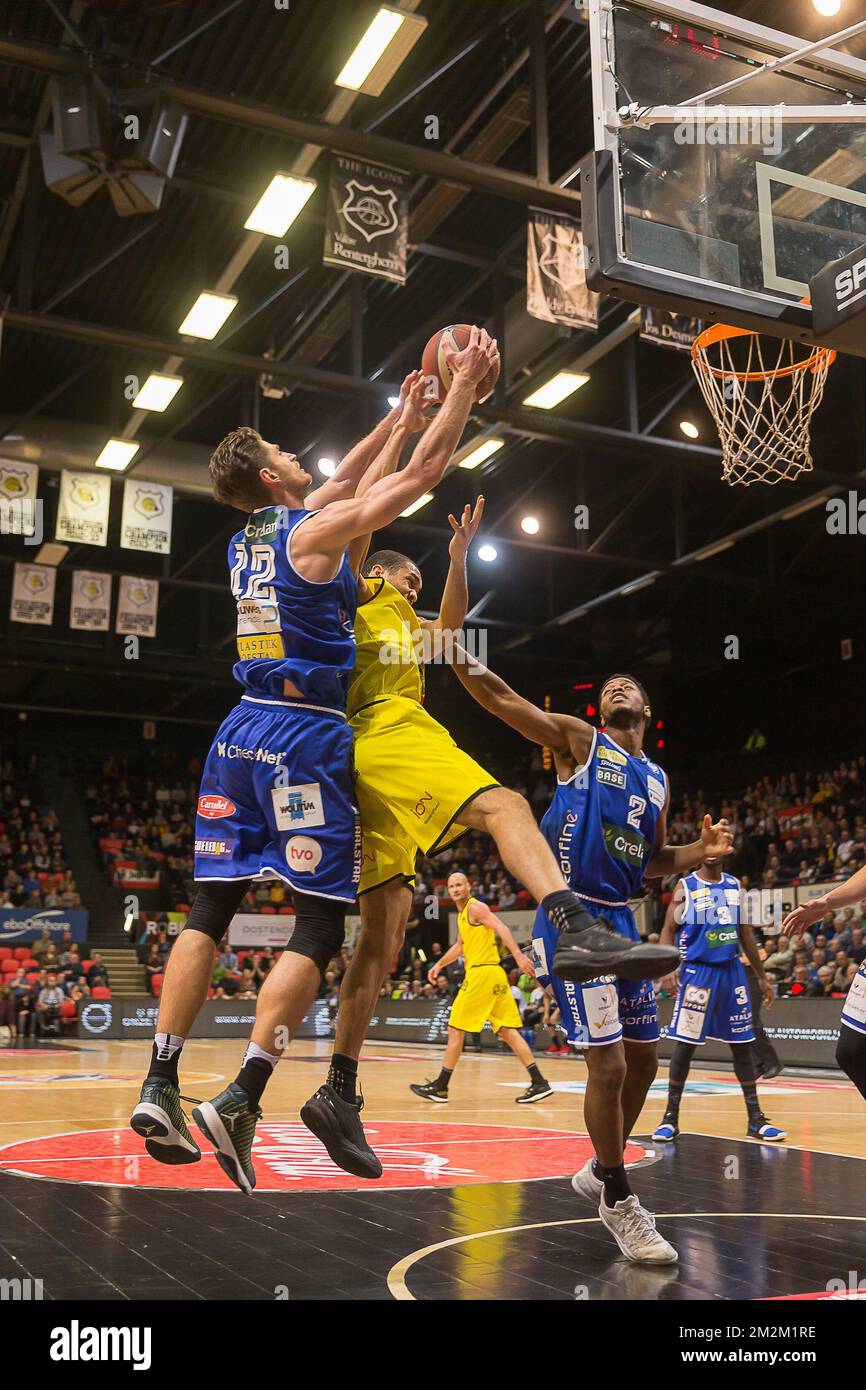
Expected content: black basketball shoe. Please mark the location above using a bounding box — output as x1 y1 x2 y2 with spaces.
300 1083 383 1179
553 920 681 984
192 1083 261 1195
130 1078 201 1165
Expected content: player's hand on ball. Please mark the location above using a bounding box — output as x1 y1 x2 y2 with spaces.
700 813 733 857
448 496 485 558
477 341 501 401
445 325 493 387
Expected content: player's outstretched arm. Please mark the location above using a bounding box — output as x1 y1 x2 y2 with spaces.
293 332 494 582
348 370 431 579
645 810 733 879
305 399 403 510
420 497 485 656
780 862 866 935
448 643 592 765
472 899 536 977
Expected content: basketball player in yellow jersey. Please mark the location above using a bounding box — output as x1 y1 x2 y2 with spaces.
410 871 554 1104
300 369 677 1177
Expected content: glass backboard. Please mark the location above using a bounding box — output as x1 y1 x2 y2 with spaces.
583 0 866 353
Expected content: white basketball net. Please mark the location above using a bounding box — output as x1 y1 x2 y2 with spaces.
691 328 835 487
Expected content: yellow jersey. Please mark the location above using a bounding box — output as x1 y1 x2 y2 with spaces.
347 577 424 720
458 897 501 969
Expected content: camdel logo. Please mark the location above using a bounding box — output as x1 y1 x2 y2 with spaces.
81 1002 112 1035
198 794 236 819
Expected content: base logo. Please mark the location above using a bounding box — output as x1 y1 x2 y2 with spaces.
0 1123 646 1193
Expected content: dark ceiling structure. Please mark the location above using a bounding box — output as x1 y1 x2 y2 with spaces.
1 0 865 770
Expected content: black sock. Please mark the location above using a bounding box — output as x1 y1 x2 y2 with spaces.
596 1161 632 1205
148 1032 184 1086
665 1080 685 1122
234 1042 279 1108
742 1083 762 1125
436 1067 452 1090
541 890 597 936
328 1053 358 1103
527 1063 544 1085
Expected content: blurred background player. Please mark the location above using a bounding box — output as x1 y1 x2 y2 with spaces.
782 863 866 1105
409 870 553 1103
652 856 785 1145
448 658 732 1264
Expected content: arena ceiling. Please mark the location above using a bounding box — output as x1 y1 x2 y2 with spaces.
1 0 865 764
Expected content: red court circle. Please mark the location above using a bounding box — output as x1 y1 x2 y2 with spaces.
0 1122 647 1193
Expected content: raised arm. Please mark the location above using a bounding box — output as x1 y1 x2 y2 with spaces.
293 330 495 582
304 401 403 510
420 498 484 650
645 805 733 879
449 643 593 773
348 370 431 578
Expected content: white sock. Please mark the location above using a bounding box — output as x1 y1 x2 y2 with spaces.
242 1041 280 1071
154 1031 184 1061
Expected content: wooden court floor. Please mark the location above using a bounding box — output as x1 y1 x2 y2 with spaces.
1 1036 865 1300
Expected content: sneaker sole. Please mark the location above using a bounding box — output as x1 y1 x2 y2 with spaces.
552 942 681 984
599 1204 679 1265
299 1097 383 1180
748 1131 786 1143
130 1103 201 1165
192 1102 254 1195
516 1086 555 1103
410 1087 448 1102
652 1130 678 1144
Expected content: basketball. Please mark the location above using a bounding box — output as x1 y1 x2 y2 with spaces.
421 323 497 403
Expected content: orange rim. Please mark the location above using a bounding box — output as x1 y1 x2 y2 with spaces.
691 322 836 382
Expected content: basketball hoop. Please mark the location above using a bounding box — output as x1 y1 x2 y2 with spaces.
691 323 836 487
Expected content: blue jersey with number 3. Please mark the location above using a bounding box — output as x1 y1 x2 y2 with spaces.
677 871 742 964
229 505 357 709
539 728 667 904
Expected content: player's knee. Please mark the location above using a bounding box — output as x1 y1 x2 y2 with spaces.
837 1026 866 1079
285 892 346 976
591 1045 627 1092
182 879 251 944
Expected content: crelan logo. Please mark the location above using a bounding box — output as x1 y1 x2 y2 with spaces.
49 1320 152 1371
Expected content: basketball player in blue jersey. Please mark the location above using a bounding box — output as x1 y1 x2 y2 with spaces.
652 856 785 1144
781 861 866 1107
130 329 500 1192
448 657 732 1263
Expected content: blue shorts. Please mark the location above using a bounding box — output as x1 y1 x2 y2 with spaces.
531 899 659 1048
668 957 755 1045
841 959 866 1035
193 695 361 902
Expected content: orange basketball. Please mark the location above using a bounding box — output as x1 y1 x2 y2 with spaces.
421 323 496 404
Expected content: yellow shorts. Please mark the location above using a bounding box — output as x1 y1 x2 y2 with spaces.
351 695 498 895
448 964 522 1034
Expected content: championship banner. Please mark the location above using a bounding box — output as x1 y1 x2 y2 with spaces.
55 469 110 546
70 570 111 631
640 306 702 351
120 479 173 555
116 575 158 637
323 153 409 284
526 208 599 329
10 563 55 625
0 458 38 536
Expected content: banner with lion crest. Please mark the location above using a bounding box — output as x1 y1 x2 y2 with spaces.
55 469 110 547
0 459 39 537
526 208 599 330
120 479 173 554
323 153 408 284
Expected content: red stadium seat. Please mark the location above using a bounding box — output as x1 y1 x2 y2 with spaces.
14 947 31 960
91 985 111 999
278 907 293 915
22 958 39 970
151 973 164 996
261 906 276 915
81 959 94 973
1 960 18 974
0 947 11 960
25 972 39 983
60 1001 77 1019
